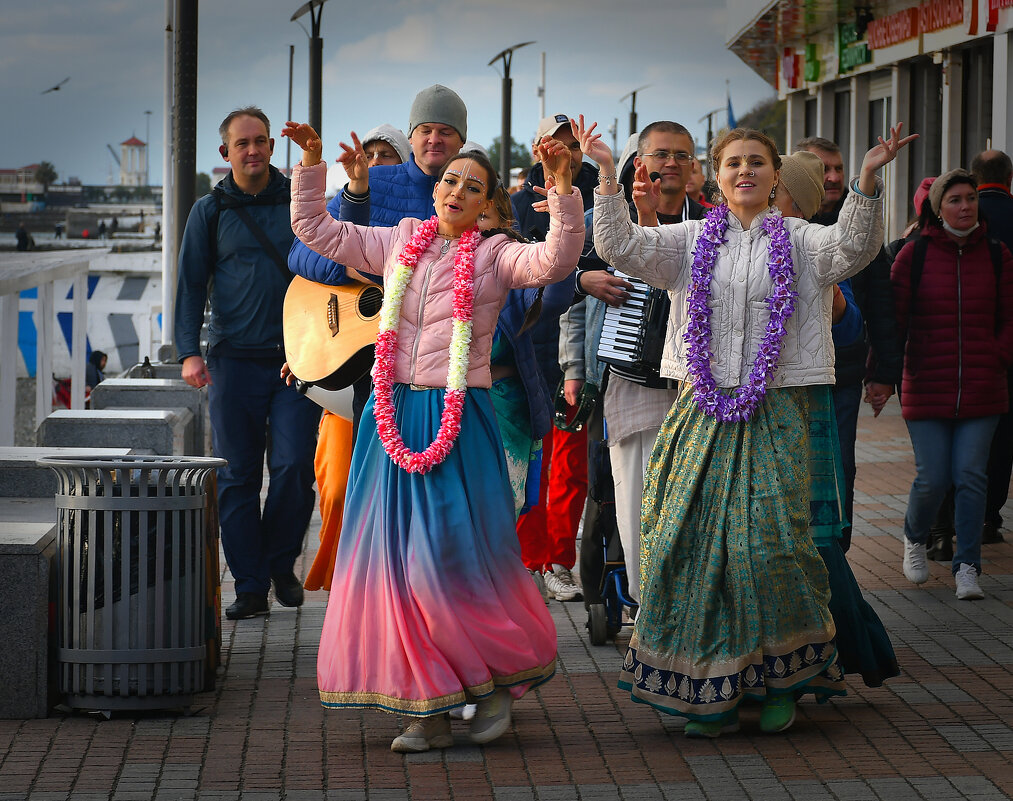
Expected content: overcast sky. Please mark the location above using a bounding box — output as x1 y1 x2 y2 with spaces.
1 0 775 186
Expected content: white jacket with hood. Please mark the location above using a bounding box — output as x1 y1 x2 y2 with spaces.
591 177 885 389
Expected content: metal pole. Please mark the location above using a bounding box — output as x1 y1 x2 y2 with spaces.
159 0 176 358
287 44 294 173
629 92 637 137
539 51 546 119
309 34 322 137
173 0 197 259
501 72 512 183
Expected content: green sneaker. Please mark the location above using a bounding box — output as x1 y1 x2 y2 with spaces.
760 693 796 733
684 709 740 739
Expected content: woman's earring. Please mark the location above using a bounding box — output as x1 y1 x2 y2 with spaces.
770 183 777 200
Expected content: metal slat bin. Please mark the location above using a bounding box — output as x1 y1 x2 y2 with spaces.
37 455 226 713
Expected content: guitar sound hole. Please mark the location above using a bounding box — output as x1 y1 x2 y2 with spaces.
358 286 384 318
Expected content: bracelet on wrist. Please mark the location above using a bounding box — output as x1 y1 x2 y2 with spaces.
598 173 618 187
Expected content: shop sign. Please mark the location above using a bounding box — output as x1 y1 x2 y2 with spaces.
987 0 1013 32
867 0 963 48
837 22 872 72
804 42 821 81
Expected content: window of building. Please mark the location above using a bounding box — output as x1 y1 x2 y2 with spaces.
834 90 852 173
908 58 943 208
805 97 818 138
961 40 993 167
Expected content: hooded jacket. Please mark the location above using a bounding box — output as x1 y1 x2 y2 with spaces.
511 160 600 242
287 154 439 286
175 166 293 360
891 221 1013 420
289 162 584 388
593 177 886 389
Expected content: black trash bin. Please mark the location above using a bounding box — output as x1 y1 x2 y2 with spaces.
38 455 225 713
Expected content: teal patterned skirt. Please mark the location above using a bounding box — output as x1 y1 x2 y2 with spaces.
808 386 899 688
618 385 845 720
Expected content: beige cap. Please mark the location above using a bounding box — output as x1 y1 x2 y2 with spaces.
535 113 571 141
778 151 826 219
928 169 976 216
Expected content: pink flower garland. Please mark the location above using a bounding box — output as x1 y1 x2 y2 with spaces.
371 216 479 474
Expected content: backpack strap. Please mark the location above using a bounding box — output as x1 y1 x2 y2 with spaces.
909 235 929 301
207 186 293 284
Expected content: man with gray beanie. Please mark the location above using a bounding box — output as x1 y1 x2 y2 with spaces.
287 84 468 430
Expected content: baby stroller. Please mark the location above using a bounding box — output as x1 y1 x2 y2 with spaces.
579 432 638 645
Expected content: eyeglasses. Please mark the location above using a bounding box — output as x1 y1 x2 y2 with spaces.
641 150 692 165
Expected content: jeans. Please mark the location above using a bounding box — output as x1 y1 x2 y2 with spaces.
832 382 863 552
207 352 321 595
904 415 999 575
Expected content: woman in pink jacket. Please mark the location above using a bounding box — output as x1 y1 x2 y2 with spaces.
282 122 584 753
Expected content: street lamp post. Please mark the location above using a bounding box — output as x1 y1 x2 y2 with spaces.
697 106 724 179
620 85 650 137
291 0 328 138
144 109 153 187
488 41 534 184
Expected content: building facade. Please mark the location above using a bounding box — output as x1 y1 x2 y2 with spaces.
728 0 1013 238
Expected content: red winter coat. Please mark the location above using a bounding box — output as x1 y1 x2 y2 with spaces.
891 222 1013 420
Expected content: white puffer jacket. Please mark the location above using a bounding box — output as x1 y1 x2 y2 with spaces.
592 178 884 388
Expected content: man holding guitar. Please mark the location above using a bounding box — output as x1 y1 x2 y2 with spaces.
175 107 320 620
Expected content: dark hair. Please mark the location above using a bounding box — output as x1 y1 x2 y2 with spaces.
89 350 107 367
438 151 498 199
795 136 840 155
638 121 694 154
710 128 782 173
219 106 271 147
970 150 1013 186
918 172 979 230
480 186 527 243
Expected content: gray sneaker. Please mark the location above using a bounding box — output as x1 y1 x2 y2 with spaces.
544 566 582 602
528 569 549 604
954 563 984 600
903 538 929 584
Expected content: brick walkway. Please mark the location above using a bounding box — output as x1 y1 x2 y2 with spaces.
1 402 1012 800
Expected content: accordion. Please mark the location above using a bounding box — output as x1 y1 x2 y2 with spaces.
597 270 669 382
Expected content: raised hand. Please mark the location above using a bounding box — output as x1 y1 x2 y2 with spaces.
337 131 369 194
529 174 555 215
281 122 322 166
632 162 661 226
862 122 918 173
572 115 614 172
536 138 572 194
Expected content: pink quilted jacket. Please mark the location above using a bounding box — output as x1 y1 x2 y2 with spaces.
290 162 584 388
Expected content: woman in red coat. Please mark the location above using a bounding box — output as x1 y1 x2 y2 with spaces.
891 169 1013 600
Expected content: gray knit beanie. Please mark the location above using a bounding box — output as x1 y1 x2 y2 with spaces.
777 151 826 219
360 123 410 164
928 168 976 216
408 84 467 141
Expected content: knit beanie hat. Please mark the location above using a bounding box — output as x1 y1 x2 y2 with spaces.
912 176 936 216
928 169 976 216
408 84 467 141
777 151 826 219
360 123 410 164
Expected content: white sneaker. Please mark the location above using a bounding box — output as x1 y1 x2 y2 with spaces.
390 714 453 753
544 565 582 602
954 563 984 600
527 569 549 604
903 538 930 584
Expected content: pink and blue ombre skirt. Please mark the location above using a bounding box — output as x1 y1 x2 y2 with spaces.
316 384 557 716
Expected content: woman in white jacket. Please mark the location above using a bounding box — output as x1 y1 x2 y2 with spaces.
579 117 914 738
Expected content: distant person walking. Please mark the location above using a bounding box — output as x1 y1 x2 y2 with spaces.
15 222 33 251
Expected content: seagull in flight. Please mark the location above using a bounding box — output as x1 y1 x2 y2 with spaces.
41 77 70 94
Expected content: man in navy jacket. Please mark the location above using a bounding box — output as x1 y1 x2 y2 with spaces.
175 107 319 620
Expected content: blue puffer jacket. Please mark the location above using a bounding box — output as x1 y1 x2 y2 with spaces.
286 154 438 285
497 271 576 439
175 166 293 360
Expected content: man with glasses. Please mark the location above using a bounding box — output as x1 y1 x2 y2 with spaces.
561 120 705 606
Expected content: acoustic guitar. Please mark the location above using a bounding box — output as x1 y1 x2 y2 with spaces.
283 275 385 391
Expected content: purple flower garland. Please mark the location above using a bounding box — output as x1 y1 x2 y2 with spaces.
683 204 797 422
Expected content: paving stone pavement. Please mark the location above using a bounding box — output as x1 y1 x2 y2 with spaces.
1 401 1011 800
